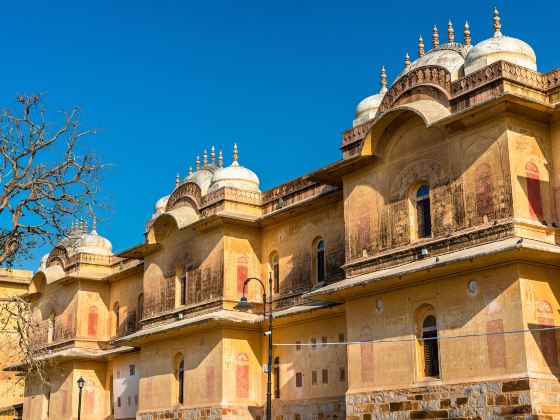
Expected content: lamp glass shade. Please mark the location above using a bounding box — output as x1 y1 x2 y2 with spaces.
234 296 251 311
77 376 85 389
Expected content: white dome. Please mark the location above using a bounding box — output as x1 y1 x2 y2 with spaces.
208 161 260 193
353 92 384 127
39 253 49 270
152 194 170 219
63 228 113 256
397 44 469 82
185 168 214 194
464 35 536 75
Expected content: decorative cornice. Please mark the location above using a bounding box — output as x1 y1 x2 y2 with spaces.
166 182 202 211
379 65 452 113
201 187 263 208
342 120 374 147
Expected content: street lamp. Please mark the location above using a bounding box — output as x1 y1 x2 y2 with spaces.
76 376 85 420
234 274 273 420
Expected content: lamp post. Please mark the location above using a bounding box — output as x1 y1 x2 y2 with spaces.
77 376 85 420
234 274 273 420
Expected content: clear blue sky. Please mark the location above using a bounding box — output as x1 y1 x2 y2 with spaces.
4 0 556 270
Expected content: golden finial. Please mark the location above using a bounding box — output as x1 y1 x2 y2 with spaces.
203 148 208 165
210 146 215 165
380 66 387 93
418 35 425 56
447 20 454 43
188 166 193 175
233 143 239 163
432 24 439 48
195 155 200 171
404 52 410 68
493 6 502 37
464 21 471 46
175 173 180 188
218 150 223 168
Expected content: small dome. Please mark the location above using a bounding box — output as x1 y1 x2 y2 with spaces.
208 144 259 193
62 224 113 257
39 253 49 270
464 35 536 75
353 67 387 127
185 168 214 194
73 231 113 256
464 7 536 75
397 44 469 82
152 194 170 219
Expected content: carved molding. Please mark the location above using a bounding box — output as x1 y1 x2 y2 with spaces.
166 182 202 211
342 120 374 147
201 187 263 208
379 65 452 113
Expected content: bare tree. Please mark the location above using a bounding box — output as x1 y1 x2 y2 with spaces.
0 94 105 266
0 294 56 388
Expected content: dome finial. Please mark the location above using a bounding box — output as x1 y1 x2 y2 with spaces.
233 143 239 164
493 6 502 37
195 155 200 171
464 21 471 46
218 150 223 168
188 166 193 175
203 148 208 165
404 52 410 69
84 220 89 233
210 146 215 165
418 35 425 57
432 24 439 48
92 217 97 234
175 173 180 188
380 66 387 93
448 20 454 43
79 218 84 233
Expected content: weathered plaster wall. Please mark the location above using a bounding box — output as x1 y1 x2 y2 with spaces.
137 329 223 414
109 271 144 337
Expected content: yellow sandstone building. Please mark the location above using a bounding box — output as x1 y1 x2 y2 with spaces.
12 8 560 419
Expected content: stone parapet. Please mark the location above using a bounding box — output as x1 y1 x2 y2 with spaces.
346 377 560 419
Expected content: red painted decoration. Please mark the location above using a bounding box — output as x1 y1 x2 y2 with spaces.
88 306 98 337
237 257 249 293
538 317 559 368
486 319 507 369
236 364 249 399
525 161 543 221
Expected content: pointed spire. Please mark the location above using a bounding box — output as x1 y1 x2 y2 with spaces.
447 20 454 43
210 146 215 165
463 21 471 46
92 217 97 234
418 35 425 56
203 148 208 165
195 155 200 171
175 173 180 188
70 220 75 234
233 143 239 164
188 166 193 175
432 24 439 48
79 218 84 233
380 66 387 93
218 150 223 168
493 6 502 37
404 52 410 69
84 220 89 233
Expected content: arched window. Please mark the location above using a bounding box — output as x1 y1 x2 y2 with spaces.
314 239 326 284
273 356 280 399
174 354 185 404
416 185 431 238
422 315 440 378
270 252 279 293
113 302 120 336
137 293 144 330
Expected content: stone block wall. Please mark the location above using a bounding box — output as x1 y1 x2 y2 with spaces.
272 396 345 419
346 378 560 419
